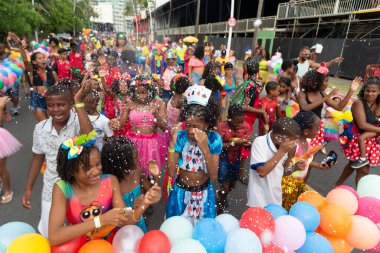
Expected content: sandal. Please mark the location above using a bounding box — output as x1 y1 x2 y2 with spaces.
1 191 13 204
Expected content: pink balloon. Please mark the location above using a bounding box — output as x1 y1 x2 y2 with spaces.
356 197 380 224
367 228 380 252
335 185 359 200
326 188 358 215
346 215 380 250
273 216 306 251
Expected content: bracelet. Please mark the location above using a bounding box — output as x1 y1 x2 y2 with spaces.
168 147 175 153
94 216 101 228
74 103 85 109
131 211 139 222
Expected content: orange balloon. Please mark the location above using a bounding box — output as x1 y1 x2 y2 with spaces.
320 205 352 238
297 191 327 211
318 232 351 253
79 240 114 253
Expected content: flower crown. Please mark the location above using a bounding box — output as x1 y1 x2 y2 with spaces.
131 75 153 86
172 74 188 90
61 130 98 160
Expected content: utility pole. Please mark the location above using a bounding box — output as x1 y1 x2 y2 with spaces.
195 0 201 37
252 0 264 49
226 0 235 57
73 0 77 36
31 0 38 41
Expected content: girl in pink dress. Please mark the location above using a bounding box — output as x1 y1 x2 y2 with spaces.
0 96 22 203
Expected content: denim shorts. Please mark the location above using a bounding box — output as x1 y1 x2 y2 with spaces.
218 158 240 183
191 72 202 85
30 90 47 112
162 89 173 102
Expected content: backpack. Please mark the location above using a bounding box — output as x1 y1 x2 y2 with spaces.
231 78 262 105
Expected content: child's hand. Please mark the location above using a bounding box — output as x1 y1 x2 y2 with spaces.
133 195 144 209
295 159 307 171
170 122 182 143
98 67 107 78
320 162 333 170
327 88 339 99
193 128 208 148
350 77 363 92
143 184 162 206
100 208 130 227
148 160 160 178
0 96 10 109
109 118 121 130
279 140 296 153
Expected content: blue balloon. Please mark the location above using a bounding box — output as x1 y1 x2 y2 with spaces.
0 221 36 252
289 202 320 232
225 228 262 253
192 218 227 253
296 232 333 253
264 204 288 219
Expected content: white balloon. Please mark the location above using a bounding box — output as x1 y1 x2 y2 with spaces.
160 216 193 246
112 225 144 253
170 239 207 253
215 214 239 234
357 175 380 199
225 228 262 253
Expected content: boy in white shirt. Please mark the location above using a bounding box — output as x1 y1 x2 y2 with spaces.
83 89 114 151
248 117 304 207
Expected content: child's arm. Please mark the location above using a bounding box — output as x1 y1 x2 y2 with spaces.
298 91 333 111
325 77 362 111
242 96 265 115
194 129 220 180
8 33 33 77
0 97 10 126
352 100 380 133
253 140 296 177
22 153 45 209
74 83 94 135
151 99 168 131
168 123 181 177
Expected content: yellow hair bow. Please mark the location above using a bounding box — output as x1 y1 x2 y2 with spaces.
62 138 83 159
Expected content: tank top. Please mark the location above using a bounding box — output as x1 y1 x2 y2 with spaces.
167 98 180 128
32 67 55 87
121 185 147 233
56 174 114 240
356 100 377 133
305 91 324 118
297 60 310 77
129 109 157 127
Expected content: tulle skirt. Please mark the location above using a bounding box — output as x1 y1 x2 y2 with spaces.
0 127 22 159
324 118 339 142
125 131 168 176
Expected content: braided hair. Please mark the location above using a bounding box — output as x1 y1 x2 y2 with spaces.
293 110 320 131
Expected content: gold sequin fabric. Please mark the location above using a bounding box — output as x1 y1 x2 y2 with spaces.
282 175 307 211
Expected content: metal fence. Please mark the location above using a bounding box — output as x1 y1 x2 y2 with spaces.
277 0 378 20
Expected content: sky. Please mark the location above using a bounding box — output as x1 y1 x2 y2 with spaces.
156 0 169 8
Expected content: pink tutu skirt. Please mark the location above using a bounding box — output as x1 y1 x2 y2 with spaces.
0 127 22 158
125 131 168 176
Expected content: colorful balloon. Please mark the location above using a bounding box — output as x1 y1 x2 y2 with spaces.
367 228 380 252
225 228 262 253
319 205 352 237
170 239 206 253
240 207 275 244
346 215 380 250
289 202 320 232
138 230 171 253
51 236 86 253
334 185 359 200
272 216 306 251
356 197 380 224
112 225 143 253
357 175 380 199
79 240 114 253
192 218 227 253
262 243 285 253
215 213 240 234
319 233 351 253
160 216 193 246
297 191 327 211
296 232 333 253
0 222 35 252
6 233 50 253
326 188 358 215
264 204 288 220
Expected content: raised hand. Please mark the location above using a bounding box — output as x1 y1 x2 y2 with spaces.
350 76 363 92
148 160 160 178
143 184 162 206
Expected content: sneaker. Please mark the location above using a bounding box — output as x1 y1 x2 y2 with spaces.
351 158 369 169
10 107 19 115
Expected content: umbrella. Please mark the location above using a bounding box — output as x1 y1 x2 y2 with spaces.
183 36 199 43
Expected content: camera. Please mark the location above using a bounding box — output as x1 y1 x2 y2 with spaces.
321 151 337 166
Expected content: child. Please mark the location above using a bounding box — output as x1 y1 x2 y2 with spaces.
216 104 252 214
0 96 22 203
282 110 332 210
101 136 161 233
248 117 302 207
69 41 84 77
161 52 179 102
259 81 280 136
48 132 161 246
166 85 222 224
167 75 190 129
53 48 72 80
22 84 93 237
323 96 343 145
83 89 114 151
277 76 294 118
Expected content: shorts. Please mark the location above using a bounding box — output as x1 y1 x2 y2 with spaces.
218 158 240 183
30 90 47 112
5 83 19 97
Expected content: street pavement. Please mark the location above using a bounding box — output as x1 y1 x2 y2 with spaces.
1 94 378 253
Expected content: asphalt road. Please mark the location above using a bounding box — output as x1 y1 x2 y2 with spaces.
1 94 378 253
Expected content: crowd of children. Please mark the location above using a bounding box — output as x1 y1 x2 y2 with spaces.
1 30 379 247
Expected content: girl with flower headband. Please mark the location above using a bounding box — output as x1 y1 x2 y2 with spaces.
166 86 222 224
298 66 361 151
49 131 161 246
109 75 168 177
161 52 180 102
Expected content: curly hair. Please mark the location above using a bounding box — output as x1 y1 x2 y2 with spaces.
204 75 223 94
45 84 72 101
193 46 205 60
300 69 326 92
265 81 279 94
171 76 190 95
179 98 221 129
56 78 80 96
57 145 99 183
110 78 130 96
358 77 380 104
228 103 244 117
272 117 301 137
101 136 137 182
246 58 259 76
129 75 157 103
293 110 320 130
202 61 221 79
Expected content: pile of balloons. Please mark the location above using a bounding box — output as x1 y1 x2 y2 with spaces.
268 52 283 74
0 58 24 93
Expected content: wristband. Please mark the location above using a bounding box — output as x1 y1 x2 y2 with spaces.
231 141 235 147
168 147 175 153
132 211 139 222
94 216 101 228
74 103 85 109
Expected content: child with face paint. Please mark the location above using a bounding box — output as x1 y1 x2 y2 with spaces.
166 85 222 224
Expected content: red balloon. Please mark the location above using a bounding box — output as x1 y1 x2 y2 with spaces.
263 243 285 253
138 230 171 253
51 236 86 253
240 207 275 241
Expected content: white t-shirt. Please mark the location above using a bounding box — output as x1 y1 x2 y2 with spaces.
248 133 288 207
297 60 310 78
89 114 114 151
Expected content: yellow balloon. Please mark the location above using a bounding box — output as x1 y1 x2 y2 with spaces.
6 233 50 253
